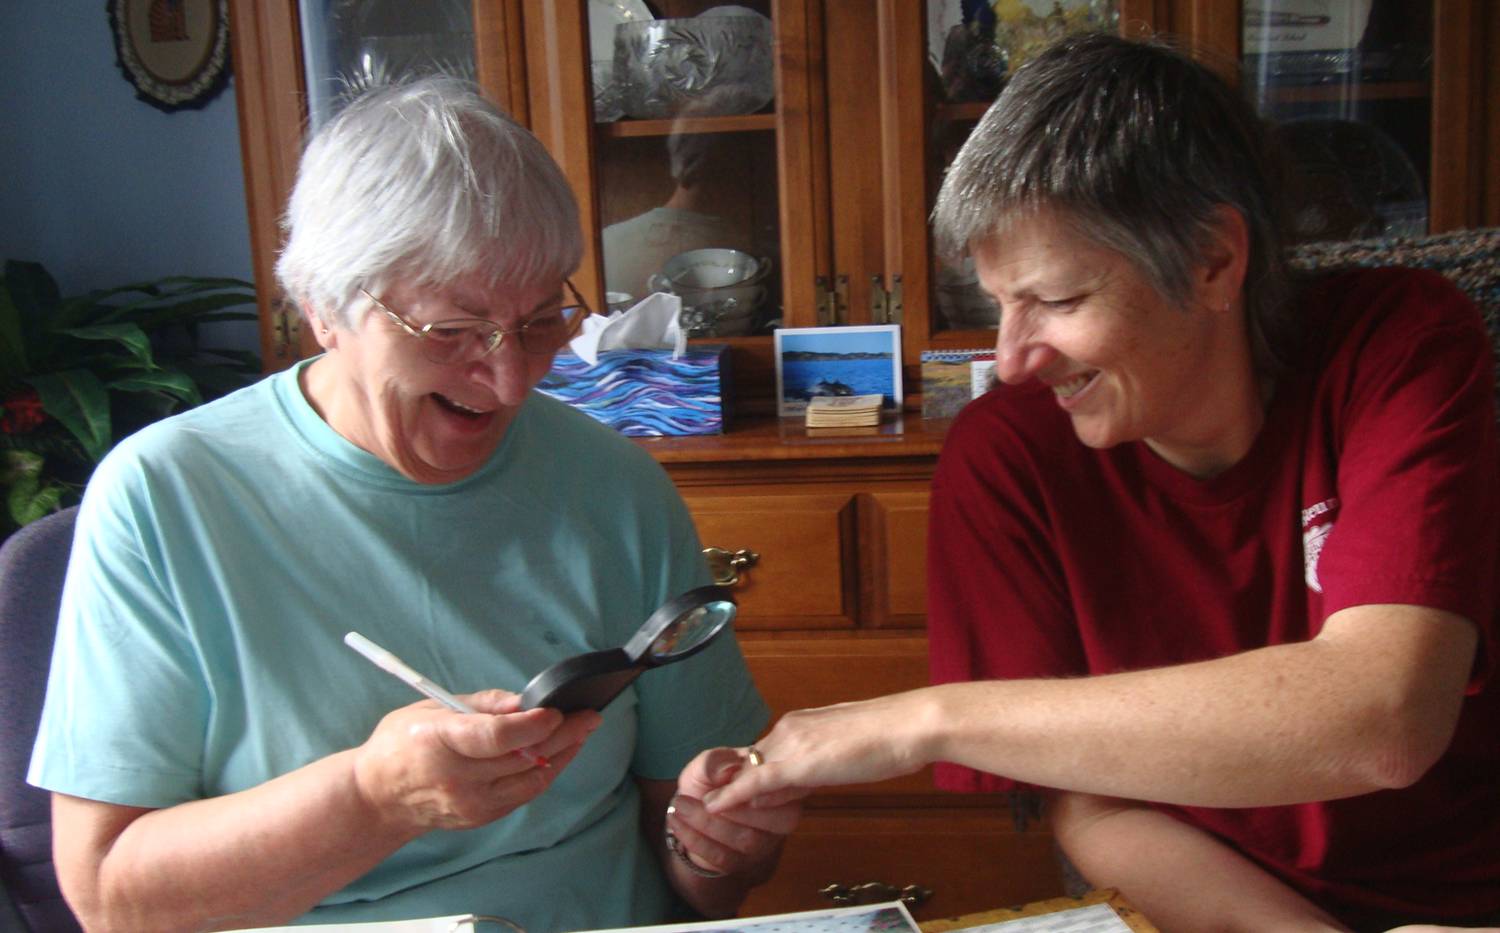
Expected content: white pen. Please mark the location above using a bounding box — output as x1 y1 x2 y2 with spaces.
344 631 550 768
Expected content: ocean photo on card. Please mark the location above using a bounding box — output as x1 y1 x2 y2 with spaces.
774 324 903 417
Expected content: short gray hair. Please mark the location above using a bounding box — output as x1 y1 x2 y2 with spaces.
932 33 1299 374
276 75 583 329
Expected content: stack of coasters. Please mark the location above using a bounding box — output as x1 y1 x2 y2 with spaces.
805 393 883 428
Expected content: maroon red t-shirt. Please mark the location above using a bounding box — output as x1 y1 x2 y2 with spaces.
927 268 1500 926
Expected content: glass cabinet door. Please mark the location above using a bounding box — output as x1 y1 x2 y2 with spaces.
915 0 1122 348
298 0 477 132
1242 0 1434 244
589 1 784 339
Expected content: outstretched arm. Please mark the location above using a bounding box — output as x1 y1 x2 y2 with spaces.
707 605 1476 812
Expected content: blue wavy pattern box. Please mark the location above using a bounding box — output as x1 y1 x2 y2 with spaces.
537 346 730 436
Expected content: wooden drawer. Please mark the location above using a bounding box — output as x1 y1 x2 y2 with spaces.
684 486 930 630
686 491 858 629
739 808 1066 921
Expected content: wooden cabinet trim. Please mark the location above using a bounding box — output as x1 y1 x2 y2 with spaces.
1431 0 1484 231
860 489 930 627
637 412 950 466
228 0 309 370
520 1 604 304
473 0 528 124
877 0 933 359
772 0 827 327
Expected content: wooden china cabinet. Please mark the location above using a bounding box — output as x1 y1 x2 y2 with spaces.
227 0 1499 919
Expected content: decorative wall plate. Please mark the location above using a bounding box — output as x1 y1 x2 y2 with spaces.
108 0 232 112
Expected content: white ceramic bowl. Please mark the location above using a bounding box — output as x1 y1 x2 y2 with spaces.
678 290 764 337
648 249 771 335
654 247 764 290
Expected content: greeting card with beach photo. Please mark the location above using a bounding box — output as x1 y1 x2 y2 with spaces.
773 325 903 417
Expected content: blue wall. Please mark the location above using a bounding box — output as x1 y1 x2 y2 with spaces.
0 3 256 328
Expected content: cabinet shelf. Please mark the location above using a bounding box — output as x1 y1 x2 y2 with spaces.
1260 79 1429 104
928 329 998 350
596 112 776 138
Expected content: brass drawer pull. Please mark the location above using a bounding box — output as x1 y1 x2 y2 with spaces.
819 881 933 908
703 547 759 586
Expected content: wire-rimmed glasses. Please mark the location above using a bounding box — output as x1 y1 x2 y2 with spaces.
360 281 592 365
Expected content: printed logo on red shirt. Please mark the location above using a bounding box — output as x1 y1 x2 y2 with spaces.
1301 497 1340 593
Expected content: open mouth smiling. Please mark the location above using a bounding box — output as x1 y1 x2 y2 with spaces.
1052 372 1097 399
433 393 489 418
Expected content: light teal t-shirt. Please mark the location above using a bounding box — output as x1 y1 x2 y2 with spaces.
29 360 768 931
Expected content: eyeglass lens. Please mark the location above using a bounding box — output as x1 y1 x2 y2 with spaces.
418 303 587 364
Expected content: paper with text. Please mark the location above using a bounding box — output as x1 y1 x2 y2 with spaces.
950 903 1133 933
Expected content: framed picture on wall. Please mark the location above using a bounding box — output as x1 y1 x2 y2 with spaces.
108 0 233 113
773 324 904 418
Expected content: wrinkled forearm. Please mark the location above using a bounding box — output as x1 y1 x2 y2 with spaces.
1051 792 1350 933
56 750 420 932
923 606 1475 808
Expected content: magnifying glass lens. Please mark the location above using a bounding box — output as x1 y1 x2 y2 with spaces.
650 599 735 660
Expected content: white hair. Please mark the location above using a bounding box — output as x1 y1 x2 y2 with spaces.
275 75 583 328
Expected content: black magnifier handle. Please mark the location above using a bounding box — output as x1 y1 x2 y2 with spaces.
518 647 638 713
519 585 739 713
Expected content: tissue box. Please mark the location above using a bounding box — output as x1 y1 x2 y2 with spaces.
537 346 730 436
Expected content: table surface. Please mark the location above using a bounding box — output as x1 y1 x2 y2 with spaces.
918 888 1161 933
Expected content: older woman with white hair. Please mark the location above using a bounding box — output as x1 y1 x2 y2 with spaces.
29 77 795 931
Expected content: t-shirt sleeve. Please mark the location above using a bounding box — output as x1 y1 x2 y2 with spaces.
624 457 769 780
926 395 1083 794
27 440 211 808
1313 271 1499 686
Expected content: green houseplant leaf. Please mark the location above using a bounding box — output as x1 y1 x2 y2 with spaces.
1 261 260 537
27 370 113 463
110 369 203 406
3 450 65 527
59 323 156 367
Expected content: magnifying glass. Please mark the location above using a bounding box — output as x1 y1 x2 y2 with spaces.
519 584 738 713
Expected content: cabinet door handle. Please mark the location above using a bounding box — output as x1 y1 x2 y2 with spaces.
819 881 933 909
702 547 759 586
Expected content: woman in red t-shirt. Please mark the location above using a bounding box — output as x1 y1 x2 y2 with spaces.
706 33 1500 932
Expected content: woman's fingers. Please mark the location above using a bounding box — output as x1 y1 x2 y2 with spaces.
676 745 753 798
460 688 524 714
437 703 601 762
356 700 602 832
703 696 933 812
670 788 802 837
702 758 795 812
666 793 796 875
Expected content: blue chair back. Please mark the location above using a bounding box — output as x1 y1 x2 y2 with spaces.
0 507 82 932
